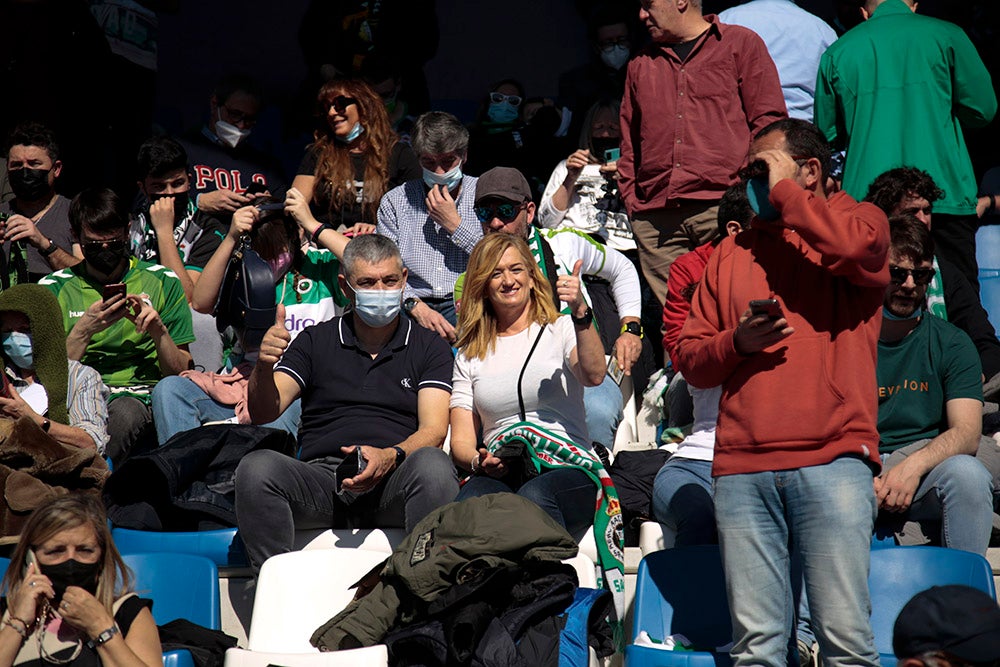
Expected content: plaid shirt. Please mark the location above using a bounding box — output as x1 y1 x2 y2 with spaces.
376 176 483 299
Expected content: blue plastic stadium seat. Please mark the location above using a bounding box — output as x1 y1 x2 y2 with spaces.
976 225 1000 334
868 546 996 667
626 546 732 667
112 527 246 568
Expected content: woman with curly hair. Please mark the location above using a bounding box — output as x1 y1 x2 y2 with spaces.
290 79 420 229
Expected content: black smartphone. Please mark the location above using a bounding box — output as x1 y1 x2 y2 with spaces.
749 298 783 321
335 449 367 494
102 283 126 302
255 201 285 212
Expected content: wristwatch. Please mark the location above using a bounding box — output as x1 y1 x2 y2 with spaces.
571 306 594 328
86 624 119 649
38 238 57 257
620 321 644 338
392 446 406 467
403 297 419 315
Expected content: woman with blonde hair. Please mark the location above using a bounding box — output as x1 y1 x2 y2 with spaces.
289 78 419 229
0 495 161 667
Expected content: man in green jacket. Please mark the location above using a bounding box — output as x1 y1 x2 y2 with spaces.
815 0 996 290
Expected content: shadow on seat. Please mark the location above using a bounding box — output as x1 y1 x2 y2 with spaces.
113 527 246 568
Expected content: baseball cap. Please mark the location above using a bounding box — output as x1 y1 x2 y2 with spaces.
474 167 531 204
893 585 1000 663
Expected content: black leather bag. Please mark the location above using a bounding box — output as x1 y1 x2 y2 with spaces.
213 234 276 351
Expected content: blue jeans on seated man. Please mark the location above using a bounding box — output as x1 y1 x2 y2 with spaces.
714 456 879 667
584 373 624 448
456 469 596 541
877 439 994 555
152 375 303 445
651 456 716 546
235 446 459 573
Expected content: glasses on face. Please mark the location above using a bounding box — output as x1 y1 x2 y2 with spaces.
325 95 358 114
599 37 630 51
489 92 522 107
475 201 527 224
83 239 127 253
221 104 258 126
889 265 936 285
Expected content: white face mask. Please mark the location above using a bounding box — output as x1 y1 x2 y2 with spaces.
422 164 463 191
351 286 403 328
601 44 630 71
215 110 251 148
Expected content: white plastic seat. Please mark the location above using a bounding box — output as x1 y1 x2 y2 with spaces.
224 646 387 667
639 520 676 556
294 528 406 553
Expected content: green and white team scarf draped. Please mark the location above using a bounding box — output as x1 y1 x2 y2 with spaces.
926 256 947 320
486 421 626 650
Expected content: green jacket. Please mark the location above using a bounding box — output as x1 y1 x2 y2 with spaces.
815 0 996 215
310 494 579 650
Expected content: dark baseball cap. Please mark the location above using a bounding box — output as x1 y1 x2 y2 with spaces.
474 167 531 204
893 585 1000 662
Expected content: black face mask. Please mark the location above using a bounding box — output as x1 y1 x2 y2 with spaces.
591 137 620 161
38 558 100 605
83 240 128 276
151 191 191 223
9 167 52 201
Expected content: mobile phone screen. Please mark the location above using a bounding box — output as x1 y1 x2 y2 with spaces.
335 449 366 494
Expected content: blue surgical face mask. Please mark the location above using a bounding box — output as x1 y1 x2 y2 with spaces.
487 101 519 125
2 332 33 370
335 122 365 144
422 164 463 191
351 286 403 328
882 303 924 321
746 177 781 222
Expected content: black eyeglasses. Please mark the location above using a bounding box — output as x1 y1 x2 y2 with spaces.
489 92 522 107
83 239 127 252
325 95 358 113
889 265 936 285
221 104 258 126
475 201 527 224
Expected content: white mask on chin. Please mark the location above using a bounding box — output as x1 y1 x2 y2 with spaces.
215 110 251 148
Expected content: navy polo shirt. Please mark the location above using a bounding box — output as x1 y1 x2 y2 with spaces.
274 314 454 461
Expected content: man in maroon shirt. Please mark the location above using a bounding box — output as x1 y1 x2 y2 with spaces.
619 0 786 310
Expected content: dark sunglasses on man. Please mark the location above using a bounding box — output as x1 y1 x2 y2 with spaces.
475 201 528 224
888 265 936 285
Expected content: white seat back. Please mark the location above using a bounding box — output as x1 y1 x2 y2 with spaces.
225 646 387 667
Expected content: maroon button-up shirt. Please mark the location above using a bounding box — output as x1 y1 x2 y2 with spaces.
618 16 786 215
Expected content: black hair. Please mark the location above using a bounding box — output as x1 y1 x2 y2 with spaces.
213 73 263 106
717 182 754 237
754 118 833 181
586 2 631 42
359 53 401 86
136 136 188 180
889 213 935 264
69 188 127 238
8 122 60 162
864 167 944 215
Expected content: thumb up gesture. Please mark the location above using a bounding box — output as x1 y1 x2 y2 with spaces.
556 260 587 317
259 303 291 365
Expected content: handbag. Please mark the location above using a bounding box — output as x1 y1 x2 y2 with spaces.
213 234 277 351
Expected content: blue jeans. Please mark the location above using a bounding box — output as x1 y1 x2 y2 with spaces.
879 442 994 555
714 456 879 667
152 375 302 445
456 469 596 541
651 457 716 546
583 373 624 448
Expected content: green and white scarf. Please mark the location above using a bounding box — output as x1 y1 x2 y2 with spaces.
926 256 947 320
486 421 626 650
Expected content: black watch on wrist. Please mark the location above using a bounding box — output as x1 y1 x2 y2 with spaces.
38 238 57 257
621 321 644 338
403 297 419 315
392 446 406 467
571 306 593 327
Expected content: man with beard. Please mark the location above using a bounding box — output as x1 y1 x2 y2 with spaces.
875 214 993 555
0 123 82 285
40 188 193 466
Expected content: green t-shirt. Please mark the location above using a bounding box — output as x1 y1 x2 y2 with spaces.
877 314 982 452
40 258 194 388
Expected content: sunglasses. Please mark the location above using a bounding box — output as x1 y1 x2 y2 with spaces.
889 265 936 285
475 201 527 224
325 95 358 113
83 239 127 252
489 92 522 107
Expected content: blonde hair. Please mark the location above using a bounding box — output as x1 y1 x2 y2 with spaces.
456 234 559 360
3 495 131 614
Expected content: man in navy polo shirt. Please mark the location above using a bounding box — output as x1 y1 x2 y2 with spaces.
234 234 458 574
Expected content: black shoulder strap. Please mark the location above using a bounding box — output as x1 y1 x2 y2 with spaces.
517 324 547 422
538 235 561 309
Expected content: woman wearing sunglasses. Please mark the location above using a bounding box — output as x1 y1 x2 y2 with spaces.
291 79 420 231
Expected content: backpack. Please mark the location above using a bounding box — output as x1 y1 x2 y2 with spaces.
213 234 276 351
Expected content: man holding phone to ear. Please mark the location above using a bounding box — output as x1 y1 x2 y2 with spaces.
676 119 889 667
40 189 193 466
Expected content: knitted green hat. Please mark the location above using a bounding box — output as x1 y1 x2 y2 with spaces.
0 285 69 425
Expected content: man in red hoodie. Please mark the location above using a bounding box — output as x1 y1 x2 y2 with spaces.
676 118 889 667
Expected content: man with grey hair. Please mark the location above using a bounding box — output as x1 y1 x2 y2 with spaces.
377 111 483 342
235 234 459 574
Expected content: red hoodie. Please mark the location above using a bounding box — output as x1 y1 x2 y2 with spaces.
676 179 889 476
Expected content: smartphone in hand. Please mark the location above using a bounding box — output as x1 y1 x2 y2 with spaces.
749 298 783 321
102 283 126 303
335 448 368 494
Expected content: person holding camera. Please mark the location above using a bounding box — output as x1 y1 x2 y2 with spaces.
233 233 457 575
538 99 633 253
